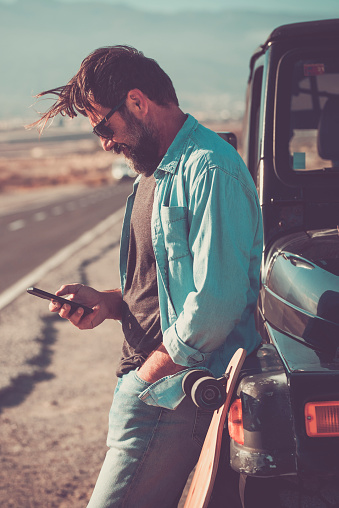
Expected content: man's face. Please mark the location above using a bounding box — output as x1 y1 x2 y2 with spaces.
88 102 161 177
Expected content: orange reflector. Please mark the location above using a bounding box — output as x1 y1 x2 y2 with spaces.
228 398 244 445
305 401 339 437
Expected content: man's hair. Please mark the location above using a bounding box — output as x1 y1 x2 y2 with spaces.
32 45 179 131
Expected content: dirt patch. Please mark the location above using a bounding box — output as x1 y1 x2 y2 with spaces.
0 151 114 192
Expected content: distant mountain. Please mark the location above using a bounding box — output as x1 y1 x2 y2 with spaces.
0 0 336 122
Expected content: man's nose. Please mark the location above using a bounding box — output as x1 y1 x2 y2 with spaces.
101 137 114 151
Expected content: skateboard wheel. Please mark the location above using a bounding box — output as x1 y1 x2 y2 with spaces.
182 370 206 397
191 376 226 411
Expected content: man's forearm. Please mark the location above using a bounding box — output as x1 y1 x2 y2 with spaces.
137 343 186 383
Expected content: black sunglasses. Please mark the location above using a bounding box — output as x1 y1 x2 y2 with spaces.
92 97 126 139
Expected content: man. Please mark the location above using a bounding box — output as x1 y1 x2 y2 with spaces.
33 46 263 507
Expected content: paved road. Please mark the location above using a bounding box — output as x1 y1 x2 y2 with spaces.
0 180 133 293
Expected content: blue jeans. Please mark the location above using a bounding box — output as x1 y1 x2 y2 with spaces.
87 369 213 508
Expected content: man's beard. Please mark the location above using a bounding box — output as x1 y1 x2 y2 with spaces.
112 112 161 177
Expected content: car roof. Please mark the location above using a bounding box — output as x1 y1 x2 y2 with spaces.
265 18 339 46
248 18 339 81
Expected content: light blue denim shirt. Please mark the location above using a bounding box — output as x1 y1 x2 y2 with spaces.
119 114 263 409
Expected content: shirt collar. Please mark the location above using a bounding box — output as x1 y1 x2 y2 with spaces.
154 114 198 177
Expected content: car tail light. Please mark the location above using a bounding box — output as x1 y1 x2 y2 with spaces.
228 398 244 445
305 401 339 437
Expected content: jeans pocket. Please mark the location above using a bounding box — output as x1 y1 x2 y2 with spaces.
192 408 213 448
133 370 152 389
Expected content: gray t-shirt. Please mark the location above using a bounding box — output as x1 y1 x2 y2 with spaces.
117 174 163 377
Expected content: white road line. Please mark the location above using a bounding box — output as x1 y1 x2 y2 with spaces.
52 206 63 216
34 211 47 221
8 219 26 231
0 206 125 311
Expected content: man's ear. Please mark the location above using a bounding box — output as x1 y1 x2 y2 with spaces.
126 89 148 118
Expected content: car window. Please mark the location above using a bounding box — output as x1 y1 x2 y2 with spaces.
288 55 339 173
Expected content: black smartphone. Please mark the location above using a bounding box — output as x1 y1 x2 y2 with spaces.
27 287 93 316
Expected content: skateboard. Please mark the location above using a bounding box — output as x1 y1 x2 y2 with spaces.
183 348 247 508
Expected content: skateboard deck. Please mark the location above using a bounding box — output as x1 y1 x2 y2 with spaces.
184 348 247 508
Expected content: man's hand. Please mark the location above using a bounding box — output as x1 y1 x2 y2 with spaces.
137 343 185 384
49 283 123 330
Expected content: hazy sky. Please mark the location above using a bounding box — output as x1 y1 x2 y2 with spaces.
84 0 337 13
1 0 339 14
1 0 338 121
47 0 339 14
